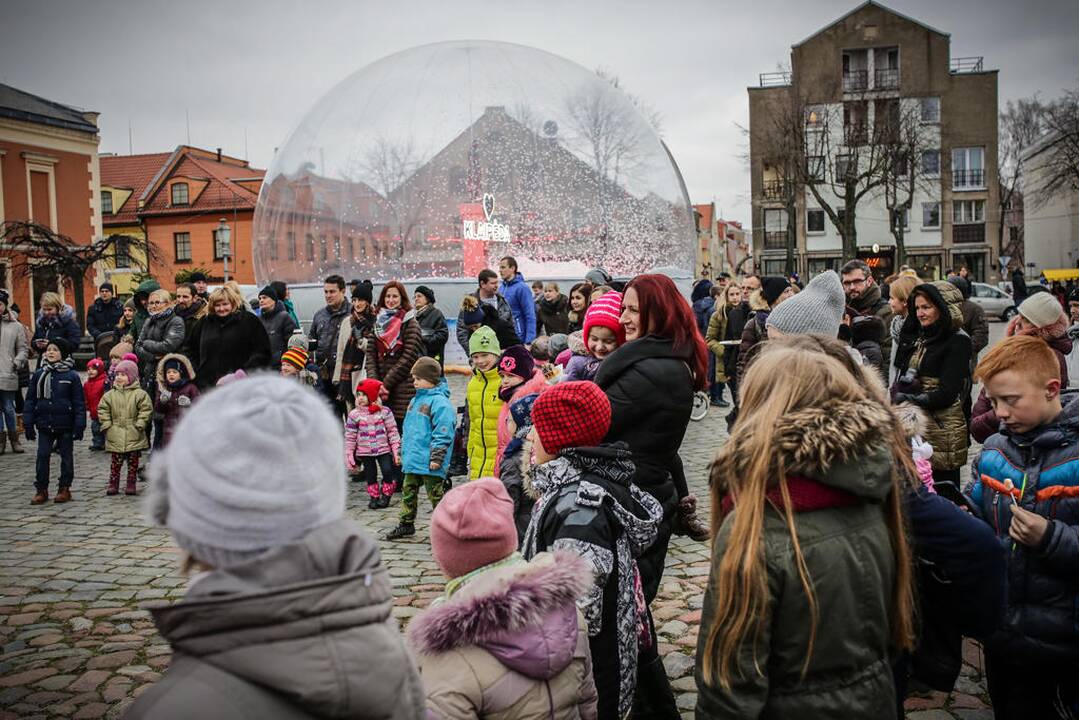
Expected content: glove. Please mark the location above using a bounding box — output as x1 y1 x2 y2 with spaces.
25 428 36 441
159 391 172 403
345 454 356 471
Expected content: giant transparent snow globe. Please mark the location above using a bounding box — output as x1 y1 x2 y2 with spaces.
252 40 695 288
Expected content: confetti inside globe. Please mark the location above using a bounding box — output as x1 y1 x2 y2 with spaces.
253 40 695 285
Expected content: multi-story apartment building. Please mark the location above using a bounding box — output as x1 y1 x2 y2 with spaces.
748 1 1000 282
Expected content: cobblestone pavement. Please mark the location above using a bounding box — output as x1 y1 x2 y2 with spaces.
0 373 992 719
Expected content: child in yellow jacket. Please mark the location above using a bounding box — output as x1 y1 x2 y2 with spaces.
465 326 503 479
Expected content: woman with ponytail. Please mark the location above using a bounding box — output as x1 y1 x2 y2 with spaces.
695 335 915 719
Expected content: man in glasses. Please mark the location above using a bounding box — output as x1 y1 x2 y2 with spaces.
841 259 894 359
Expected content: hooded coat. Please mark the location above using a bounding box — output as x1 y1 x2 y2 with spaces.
408 552 598 720
494 369 547 476
32 305 82 353
0 311 29 392
537 293 570 336
364 311 424 422
86 296 124 339
401 379 455 479
467 366 503 479
523 445 662 719
695 400 899 719
415 304 449 366
125 518 424 720
970 393 1079 665
259 301 299 367
187 310 273 389
135 308 186 385
893 282 972 470
737 291 772 385
705 304 732 383
131 278 162 340
98 382 152 453
501 273 537 343
154 353 200 446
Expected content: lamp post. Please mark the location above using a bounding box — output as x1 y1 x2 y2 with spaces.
215 218 232 282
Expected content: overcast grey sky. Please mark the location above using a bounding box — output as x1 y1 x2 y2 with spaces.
2 0 1076 226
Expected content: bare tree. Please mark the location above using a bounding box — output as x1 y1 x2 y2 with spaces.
881 104 942 266
360 136 427 258
1030 88 1079 206
1 220 162 333
998 97 1046 264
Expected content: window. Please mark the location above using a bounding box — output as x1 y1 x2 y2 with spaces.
836 154 853 180
174 232 192 261
807 209 826 233
891 207 909 232
171 182 189 205
907 254 941 280
114 238 131 269
764 209 788 249
873 47 900 89
762 259 788 276
101 191 113 215
921 97 940 123
806 155 825 181
807 257 840 277
305 234 315 261
874 98 900 141
953 200 986 224
952 147 985 189
268 233 278 261
842 50 868 92
892 152 910 178
843 101 868 145
319 235 327 262
805 105 827 128
346 235 355 259
922 202 941 229
921 150 940 177
287 232 296 261
333 235 341 260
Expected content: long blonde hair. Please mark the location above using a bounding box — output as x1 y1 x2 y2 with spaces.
701 335 915 689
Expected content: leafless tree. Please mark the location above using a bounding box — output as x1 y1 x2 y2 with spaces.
1 220 162 333
998 97 1046 264
1029 88 1079 206
359 136 428 258
881 104 943 266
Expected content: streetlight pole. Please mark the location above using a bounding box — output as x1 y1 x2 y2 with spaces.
216 218 232 283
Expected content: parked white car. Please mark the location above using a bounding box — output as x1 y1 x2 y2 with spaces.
970 282 1017 320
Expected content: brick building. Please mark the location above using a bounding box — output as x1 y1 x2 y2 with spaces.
748 1 1000 282
0 83 101 327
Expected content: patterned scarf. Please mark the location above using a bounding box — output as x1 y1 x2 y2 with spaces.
37 357 74 400
375 308 404 358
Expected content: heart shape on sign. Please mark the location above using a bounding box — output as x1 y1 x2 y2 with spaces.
482 193 495 222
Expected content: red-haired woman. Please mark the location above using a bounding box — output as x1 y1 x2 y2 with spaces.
364 281 424 486
593 273 709 718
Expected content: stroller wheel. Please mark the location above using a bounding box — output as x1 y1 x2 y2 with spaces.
690 391 709 421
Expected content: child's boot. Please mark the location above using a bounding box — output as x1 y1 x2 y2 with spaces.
385 523 415 540
124 479 137 496
672 494 710 542
366 483 381 510
107 478 120 496
380 482 395 508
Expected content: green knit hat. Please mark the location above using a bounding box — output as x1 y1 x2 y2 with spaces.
469 325 501 356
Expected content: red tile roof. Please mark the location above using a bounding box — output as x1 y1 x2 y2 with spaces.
100 152 172 225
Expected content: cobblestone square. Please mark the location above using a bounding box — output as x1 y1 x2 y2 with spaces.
0 377 990 718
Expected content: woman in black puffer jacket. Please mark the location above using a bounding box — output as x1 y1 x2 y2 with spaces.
593 273 709 719
187 288 272 389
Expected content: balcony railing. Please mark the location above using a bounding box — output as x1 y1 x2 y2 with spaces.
950 57 984 74
874 67 900 89
762 179 787 201
844 124 868 146
953 169 985 189
953 224 986 244
843 70 868 92
759 72 792 87
764 231 789 250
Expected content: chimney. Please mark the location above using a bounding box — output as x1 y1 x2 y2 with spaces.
216 147 222 162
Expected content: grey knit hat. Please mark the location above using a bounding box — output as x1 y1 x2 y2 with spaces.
766 270 846 338
147 374 345 568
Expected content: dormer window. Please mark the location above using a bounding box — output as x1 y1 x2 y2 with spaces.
171 182 189 206
101 191 113 215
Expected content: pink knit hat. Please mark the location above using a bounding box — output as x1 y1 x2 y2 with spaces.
583 290 625 345
113 360 140 386
430 478 518 579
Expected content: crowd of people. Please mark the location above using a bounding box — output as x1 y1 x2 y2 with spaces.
1 253 1077 719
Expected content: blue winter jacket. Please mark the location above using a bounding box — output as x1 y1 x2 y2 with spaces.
24 365 86 435
32 305 83 351
401 379 456 478
970 393 1079 663
500 273 537 344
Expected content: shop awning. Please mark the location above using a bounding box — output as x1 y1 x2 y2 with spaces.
1041 268 1079 282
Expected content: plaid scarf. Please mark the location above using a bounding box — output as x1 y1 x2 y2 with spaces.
375 308 404 359
37 357 75 400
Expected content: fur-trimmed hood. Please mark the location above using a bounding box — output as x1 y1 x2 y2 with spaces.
155 352 196 387
748 288 771 312
715 398 895 501
408 552 591 680
893 401 928 439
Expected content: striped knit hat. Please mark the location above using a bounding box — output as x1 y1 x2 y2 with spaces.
583 290 625 345
281 347 308 371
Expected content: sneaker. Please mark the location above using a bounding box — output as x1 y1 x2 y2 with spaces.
385 523 415 540
30 491 49 505
53 488 72 504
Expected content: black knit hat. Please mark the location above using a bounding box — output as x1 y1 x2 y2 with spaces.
0 289 8 306
47 337 73 359
351 279 373 303
258 285 278 302
99 282 114 293
761 276 791 306
188 271 209 283
415 285 436 305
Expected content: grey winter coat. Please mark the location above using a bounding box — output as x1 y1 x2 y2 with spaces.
0 313 29 392
259 302 299 367
134 309 186 384
126 518 424 720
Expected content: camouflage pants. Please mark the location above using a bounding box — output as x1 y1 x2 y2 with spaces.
400 473 446 525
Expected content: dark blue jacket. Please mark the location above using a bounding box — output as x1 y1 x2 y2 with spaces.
86 298 124 339
32 305 82 351
970 394 1079 662
24 365 86 434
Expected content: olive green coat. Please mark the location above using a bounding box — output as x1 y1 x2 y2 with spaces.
705 306 730 383
697 399 899 719
98 384 152 453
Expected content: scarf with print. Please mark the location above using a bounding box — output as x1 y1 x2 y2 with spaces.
36 357 75 400
374 307 404 359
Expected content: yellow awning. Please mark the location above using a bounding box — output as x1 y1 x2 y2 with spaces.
1042 268 1079 282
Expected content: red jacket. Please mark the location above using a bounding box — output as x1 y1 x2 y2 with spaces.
83 360 108 420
